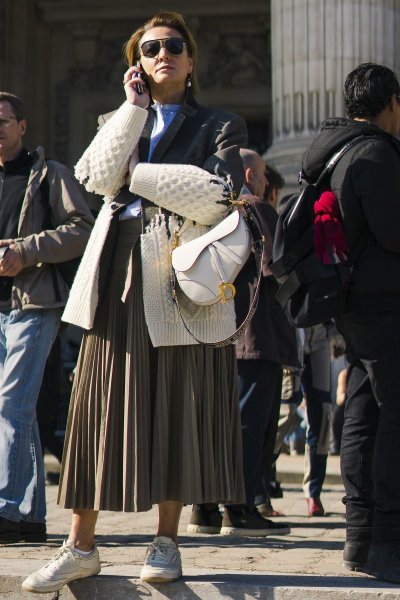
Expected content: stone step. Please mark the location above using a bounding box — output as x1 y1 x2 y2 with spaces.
2 561 400 600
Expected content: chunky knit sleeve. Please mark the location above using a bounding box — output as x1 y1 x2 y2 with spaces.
129 163 233 225
74 102 148 197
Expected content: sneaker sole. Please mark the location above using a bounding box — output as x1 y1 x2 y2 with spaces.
140 568 182 583
21 568 101 593
187 524 221 534
140 574 181 583
220 526 291 537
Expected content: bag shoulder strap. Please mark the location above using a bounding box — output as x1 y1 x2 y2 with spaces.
171 201 265 348
301 134 379 188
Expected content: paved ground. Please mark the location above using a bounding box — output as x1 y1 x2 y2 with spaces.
1 455 400 599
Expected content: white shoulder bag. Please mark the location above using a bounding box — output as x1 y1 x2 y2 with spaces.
171 199 265 347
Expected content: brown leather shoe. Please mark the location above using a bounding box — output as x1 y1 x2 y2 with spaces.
306 497 325 517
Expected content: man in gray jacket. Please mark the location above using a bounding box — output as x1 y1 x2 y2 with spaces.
0 92 94 543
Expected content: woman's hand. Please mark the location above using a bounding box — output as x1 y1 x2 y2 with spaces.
123 66 150 109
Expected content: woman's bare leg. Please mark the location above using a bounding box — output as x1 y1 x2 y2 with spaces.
68 509 99 551
157 501 183 544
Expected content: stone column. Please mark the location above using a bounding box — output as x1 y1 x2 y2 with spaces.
265 0 400 191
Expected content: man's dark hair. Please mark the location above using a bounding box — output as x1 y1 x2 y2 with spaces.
344 63 400 119
265 164 285 200
0 92 25 120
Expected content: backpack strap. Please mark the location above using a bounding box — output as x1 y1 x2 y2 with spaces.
300 134 379 188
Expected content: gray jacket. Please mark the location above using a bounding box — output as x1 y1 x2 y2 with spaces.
11 147 94 309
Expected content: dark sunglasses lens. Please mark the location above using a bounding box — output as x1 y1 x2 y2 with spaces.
165 38 184 55
141 40 161 58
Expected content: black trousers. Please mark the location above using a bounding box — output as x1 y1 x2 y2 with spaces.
236 359 282 507
339 360 379 542
337 310 400 543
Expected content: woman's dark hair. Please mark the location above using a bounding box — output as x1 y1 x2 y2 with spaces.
123 11 199 94
0 92 25 120
344 63 400 119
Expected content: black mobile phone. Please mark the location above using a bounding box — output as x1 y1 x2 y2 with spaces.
133 63 144 94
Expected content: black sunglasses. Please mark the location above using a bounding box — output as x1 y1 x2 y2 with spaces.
140 37 186 59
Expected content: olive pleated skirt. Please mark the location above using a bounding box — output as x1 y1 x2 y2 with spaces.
57 218 245 512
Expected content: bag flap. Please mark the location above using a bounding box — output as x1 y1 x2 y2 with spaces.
172 210 243 271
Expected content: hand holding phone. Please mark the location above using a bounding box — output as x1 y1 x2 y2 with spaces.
133 63 144 95
123 64 149 108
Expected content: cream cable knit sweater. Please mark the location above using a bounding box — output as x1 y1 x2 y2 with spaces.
63 101 237 345
74 102 148 197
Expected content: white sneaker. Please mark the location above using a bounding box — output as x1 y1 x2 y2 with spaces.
140 536 182 582
21 539 101 593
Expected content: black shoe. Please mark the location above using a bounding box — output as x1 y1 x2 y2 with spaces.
220 507 290 537
187 504 222 534
342 540 370 571
269 481 284 499
46 471 60 486
360 541 400 584
20 521 47 543
0 516 21 543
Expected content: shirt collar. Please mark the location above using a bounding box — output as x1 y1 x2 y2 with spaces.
1 148 32 174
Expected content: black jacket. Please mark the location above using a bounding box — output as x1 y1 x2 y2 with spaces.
302 117 400 310
235 198 300 367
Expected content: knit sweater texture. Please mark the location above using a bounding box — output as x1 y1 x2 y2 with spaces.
63 101 237 345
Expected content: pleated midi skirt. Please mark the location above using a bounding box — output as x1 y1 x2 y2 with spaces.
57 218 245 512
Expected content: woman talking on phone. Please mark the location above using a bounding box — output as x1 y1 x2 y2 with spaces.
23 10 247 594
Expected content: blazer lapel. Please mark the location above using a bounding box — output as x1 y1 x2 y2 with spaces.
138 109 154 162
150 96 198 163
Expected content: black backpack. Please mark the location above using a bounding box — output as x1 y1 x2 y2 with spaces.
269 136 370 328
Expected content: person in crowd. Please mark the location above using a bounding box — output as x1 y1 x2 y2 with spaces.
0 92 94 545
23 11 247 594
255 337 304 516
300 323 344 516
36 335 64 485
273 179 345 518
188 152 299 536
300 62 400 583
264 164 285 210
330 365 347 455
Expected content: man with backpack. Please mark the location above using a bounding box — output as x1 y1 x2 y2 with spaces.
0 92 94 543
299 63 400 584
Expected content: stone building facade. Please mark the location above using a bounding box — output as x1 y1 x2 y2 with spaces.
1 0 400 193
0 0 269 171
266 0 400 191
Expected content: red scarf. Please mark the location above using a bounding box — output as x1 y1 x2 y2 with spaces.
314 191 349 265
